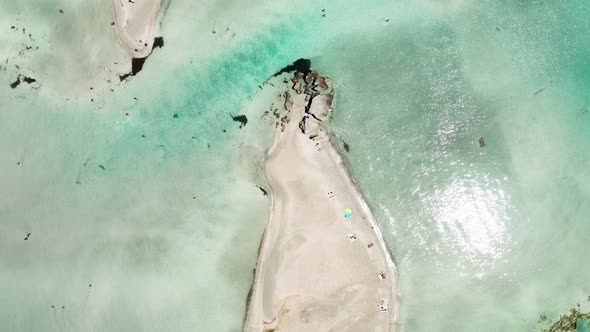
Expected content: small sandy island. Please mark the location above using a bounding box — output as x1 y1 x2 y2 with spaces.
245 69 398 331
112 0 163 57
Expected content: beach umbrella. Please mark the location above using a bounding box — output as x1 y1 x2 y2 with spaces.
344 208 352 218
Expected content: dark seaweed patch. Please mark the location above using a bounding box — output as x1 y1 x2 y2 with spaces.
257 186 268 196
119 72 131 81
343 141 350 153
271 58 312 78
131 57 146 75
119 57 146 81
22 76 36 84
231 115 248 128
10 77 20 89
119 37 164 81
10 74 37 89
153 37 164 48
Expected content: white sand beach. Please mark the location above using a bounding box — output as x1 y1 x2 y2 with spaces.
112 0 163 57
245 72 397 331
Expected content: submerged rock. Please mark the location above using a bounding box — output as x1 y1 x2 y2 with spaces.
543 308 590 332
283 91 293 111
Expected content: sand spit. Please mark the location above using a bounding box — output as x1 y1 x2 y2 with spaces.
112 0 164 58
245 70 398 331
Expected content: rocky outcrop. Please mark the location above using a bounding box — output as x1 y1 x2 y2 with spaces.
289 69 333 136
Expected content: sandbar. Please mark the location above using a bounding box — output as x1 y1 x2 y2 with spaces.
245 71 398 331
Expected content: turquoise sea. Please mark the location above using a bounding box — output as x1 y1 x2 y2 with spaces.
1 0 589 331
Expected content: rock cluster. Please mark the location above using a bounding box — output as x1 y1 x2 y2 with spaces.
291 70 333 137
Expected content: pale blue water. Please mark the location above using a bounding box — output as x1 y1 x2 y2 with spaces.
1 0 589 331
317 1 590 330
579 320 590 332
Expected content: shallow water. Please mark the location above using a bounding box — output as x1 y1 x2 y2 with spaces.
1 0 589 331
0 1 311 331
316 1 590 330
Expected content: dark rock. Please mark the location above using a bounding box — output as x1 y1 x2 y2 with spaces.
298 116 307 134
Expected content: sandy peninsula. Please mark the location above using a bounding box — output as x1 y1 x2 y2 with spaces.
245 70 398 331
112 0 163 57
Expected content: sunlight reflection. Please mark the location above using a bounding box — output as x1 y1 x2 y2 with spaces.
430 174 510 273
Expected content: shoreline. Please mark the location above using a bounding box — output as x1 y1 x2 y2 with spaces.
324 132 400 297
325 132 400 278
245 71 398 331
